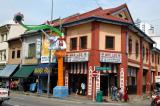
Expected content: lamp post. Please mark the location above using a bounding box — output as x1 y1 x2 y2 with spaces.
47 0 54 97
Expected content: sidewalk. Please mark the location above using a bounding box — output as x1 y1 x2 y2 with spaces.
10 90 150 105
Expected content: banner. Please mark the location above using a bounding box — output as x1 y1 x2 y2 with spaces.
41 34 56 63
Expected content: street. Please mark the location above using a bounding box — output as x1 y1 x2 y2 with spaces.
1 93 151 106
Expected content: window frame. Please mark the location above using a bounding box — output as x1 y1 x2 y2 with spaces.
129 38 132 55
105 36 115 50
80 36 87 50
17 50 21 58
135 41 139 58
28 43 36 58
70 37 77 50
12 50 15 59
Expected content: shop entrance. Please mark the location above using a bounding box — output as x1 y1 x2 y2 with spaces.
100 73 117 96
69 74 87 95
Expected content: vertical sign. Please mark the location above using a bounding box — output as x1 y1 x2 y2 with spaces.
65 70 68 86
88 66 93 96
36 39 41 59
96 71 100 94
120 68 124 94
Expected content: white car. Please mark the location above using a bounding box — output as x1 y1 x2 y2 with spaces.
0 88 10 105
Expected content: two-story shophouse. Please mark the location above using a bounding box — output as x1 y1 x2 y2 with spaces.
49 4 158 97
0 24 10 70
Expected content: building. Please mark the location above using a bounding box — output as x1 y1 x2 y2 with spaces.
0 24 10 69
135 19 155 36
49 3 159 97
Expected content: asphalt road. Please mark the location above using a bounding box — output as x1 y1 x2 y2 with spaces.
1 93 151 106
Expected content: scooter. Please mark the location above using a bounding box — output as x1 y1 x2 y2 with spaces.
151 91 160 106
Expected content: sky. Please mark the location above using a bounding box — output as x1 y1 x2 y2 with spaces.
0 0 160 34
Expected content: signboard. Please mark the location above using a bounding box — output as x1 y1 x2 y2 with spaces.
36 39 41 59
92 71 98 77
96 71 100 94
34 67 49 75
65 70 69 86
41 34 56 63
155 76 160 83
100 52 122 63
65 52 89 62
120 68 124 94
95 67 111 71
88 66 93 96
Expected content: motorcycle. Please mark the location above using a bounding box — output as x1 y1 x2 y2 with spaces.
151 91 160 106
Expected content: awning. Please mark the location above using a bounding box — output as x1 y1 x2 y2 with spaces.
0 64 19 78
13 65 36 78
34 63 56 76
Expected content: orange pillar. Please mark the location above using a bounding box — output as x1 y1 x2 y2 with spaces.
55 50 65 86
57 56 64 86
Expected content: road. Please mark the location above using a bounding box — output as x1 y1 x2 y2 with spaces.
2 93 151 106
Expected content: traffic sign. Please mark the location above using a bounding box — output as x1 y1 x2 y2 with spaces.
95 67 111 71
92 71 98 77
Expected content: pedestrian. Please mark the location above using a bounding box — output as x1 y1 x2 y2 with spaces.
112 85 118 101
123 86 129 102
118 88 123 101
81 82 85 96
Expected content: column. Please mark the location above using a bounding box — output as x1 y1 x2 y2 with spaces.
146 48 151 95
87 22 100 98
119 26 128 94
137 38 143 95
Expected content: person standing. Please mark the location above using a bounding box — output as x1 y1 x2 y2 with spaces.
81 82 85 96
112 86 118 101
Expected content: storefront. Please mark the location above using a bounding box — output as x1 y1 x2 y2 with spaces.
127 66 137 94
65 52 89 95
99 52 121 96
34 63 57 93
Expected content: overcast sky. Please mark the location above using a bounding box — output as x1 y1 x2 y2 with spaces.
0 0 160 34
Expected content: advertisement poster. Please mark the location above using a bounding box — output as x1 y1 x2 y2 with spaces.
41 34 56 63
88 66 93 96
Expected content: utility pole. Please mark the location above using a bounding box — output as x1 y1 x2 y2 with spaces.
47 0 54 97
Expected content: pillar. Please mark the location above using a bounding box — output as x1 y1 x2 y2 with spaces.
87 22 100 98
146 48 151 95
119 27 128 94
137 38 143 95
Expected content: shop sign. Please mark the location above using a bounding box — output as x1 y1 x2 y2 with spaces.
88 66 93 96
100 52 122 63
120 68 124 94
34 67 49 75
96 71 100 94
65 52 89 62
95 67 111 71
65 70 69 86
41 55 57 63
36 39 41 59
155 76 160 83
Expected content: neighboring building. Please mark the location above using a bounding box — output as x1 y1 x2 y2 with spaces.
135 19 155 36
0 24 10 69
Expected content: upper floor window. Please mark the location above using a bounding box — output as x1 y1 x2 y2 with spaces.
1 33 7 42
135 41 139 58
129 38 132 55
152 52 154 63
158 55 160 64
142 45 145 60
146 48 149 61
17 50 21 58
28 43 36 58
70 38 77 50
105 36 114 49
80 36 87 49
12 50 15 59
0 50 6 61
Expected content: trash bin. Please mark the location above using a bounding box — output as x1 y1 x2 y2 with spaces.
96 90 103 102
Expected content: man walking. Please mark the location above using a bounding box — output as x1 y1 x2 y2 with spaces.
81 82 85 96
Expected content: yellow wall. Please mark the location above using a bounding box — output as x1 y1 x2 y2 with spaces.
99 23 121 51
66 23 91 52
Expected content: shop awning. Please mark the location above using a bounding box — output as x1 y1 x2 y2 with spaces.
34 63 56 76
13 65 36 78
0 64 19 78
